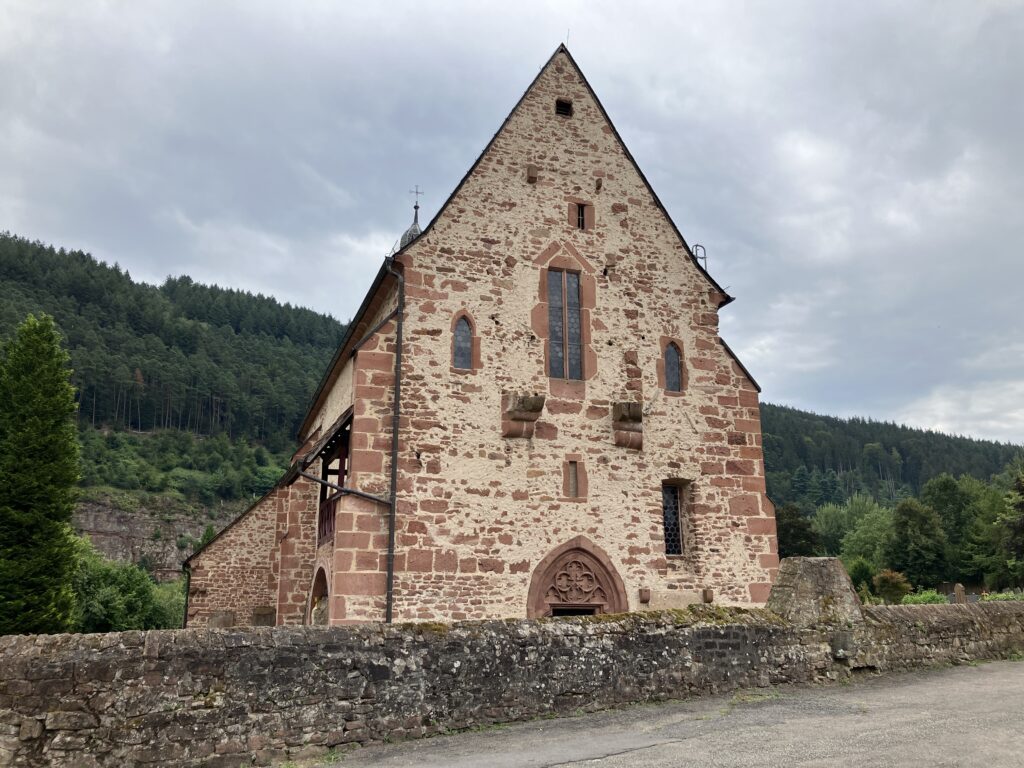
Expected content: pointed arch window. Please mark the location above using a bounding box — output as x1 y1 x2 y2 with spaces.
665 342 683 393
453 316 473 370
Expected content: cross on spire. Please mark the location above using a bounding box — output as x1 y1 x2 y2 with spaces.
409 185 423 223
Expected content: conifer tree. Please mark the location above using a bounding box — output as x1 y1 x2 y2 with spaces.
0 314 80 634
885 499 948 589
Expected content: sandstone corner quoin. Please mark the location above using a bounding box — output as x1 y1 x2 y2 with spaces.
185 44 778 629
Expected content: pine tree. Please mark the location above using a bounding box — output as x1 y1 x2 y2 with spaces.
0 314 81 634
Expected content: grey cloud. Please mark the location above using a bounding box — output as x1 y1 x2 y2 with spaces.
1 0 1022 441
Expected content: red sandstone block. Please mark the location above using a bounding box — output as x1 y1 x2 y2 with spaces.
748 582 772 603
741 476 767 493
725 459 755 476
729 495 760 516
435 550 458 572
345 573 387 596
459 557 478 573
759 553 780 570
407 548 433 572
546 399 583 415
353 416 378 433
355 550 380 571
334 550 353 572
479 558 505 573
700 461 724 475
534 422 558 440
734 418 761 434
746 517 776 535
739 390 760 407
406 520 428 534
356 514 380 533
357 351 394 372
350 450 383 474
337 532 371 549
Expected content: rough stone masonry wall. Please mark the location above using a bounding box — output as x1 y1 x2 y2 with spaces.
3 601 1024 768
359 49 778 623
186 474 320 629
185 489 283 628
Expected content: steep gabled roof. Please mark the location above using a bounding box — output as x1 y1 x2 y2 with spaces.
300 44 754 437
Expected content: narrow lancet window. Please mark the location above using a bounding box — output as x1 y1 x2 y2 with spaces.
665 342 683 392
547 269 583 380
453 316 473 369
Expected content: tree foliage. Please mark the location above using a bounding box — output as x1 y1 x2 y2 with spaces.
762 403 1020 510
0 233 347 450
775 504 819 557
72 537 183 632
886 499 948 588
0 314 81 634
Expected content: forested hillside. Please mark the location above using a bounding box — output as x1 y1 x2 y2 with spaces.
0 232 347 580
0 233 344 450
761 404 1022 510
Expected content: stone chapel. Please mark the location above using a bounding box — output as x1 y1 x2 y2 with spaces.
184 45 778 628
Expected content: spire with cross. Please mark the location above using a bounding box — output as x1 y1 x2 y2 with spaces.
409 185 423 224
399 185 424 248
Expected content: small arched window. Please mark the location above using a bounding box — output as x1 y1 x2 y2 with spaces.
665 342 683 393
453 316 473 369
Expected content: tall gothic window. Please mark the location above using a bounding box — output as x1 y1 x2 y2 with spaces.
453 316 473 369
665 342 683 392
548 269 582 379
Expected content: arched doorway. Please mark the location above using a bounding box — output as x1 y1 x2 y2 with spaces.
307 568 329 626
527 536 629 618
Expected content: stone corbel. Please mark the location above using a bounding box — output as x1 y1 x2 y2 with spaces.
501 393 546 438
612 401 643 450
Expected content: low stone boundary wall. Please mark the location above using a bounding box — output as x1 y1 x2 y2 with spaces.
2 559 1024 767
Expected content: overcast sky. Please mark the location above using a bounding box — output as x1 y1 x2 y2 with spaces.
2 1 1022 443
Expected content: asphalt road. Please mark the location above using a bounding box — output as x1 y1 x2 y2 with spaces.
323 660 1024 767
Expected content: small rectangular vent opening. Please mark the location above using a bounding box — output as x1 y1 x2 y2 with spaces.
555 99 574 117
526 163 539 184
576 203 587 230
567 461 579 497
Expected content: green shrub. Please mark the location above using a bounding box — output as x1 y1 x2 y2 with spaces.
72 537 183 632
873 569 912 604
982 591 1024 602
901 589 948 605
844 557 876 593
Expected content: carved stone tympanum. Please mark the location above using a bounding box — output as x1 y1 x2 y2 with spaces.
527 536 628 617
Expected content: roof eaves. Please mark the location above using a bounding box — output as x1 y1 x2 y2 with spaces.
183 478 285 567
719 337 762 393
